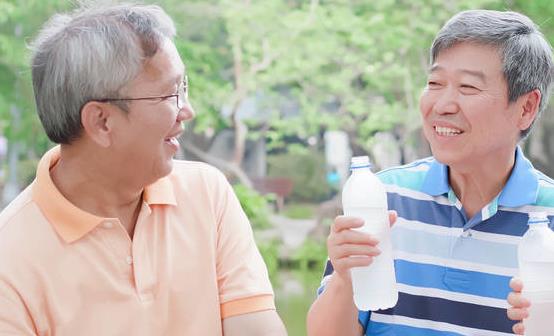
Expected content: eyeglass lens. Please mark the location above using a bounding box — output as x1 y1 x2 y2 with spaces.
177 76 188 109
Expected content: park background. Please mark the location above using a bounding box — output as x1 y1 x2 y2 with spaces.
1 0 553 334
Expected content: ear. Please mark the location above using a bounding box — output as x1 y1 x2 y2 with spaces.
516 89 541 131
80 101 114 148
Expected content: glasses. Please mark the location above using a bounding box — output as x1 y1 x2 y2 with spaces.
96 75 188 109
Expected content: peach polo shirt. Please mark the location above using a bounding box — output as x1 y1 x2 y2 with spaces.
0 147 275 335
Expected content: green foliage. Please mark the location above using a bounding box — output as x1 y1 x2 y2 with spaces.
232 183 273 230
16 158 38 187
283 204 315 220
274 270 322 336
255 238 281 285
292 238 328 272
1 0 554 196
267 148 331 202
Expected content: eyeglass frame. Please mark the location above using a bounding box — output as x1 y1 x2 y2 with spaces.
94 75 188 109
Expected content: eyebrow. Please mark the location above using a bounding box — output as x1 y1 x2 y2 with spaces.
429 65 486 83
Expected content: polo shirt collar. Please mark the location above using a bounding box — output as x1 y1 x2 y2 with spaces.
32 146 177 243
497 146 538 207
421 158 449 196
420 146 539 207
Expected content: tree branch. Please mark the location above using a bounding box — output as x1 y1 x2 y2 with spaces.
180 138 253 188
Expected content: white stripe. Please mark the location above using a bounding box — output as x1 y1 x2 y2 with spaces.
403 164 432 172
385 184 451 205
499 205 554 216
397 283 508 309
371 313 514 336
454 198 463 211
482 205 490 220
538 179 554 188
394 250 518 277
394 218 463 236
394 218 522 244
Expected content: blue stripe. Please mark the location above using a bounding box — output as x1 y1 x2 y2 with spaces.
389 192 532 236
376 292 514 333
323 259 334 277
395 259 512 300
477 210 529 236
392 226 519 268
365 321 463 336
378 163 430 192
387 193 466 228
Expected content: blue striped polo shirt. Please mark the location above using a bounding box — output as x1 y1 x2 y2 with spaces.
317 147 554 335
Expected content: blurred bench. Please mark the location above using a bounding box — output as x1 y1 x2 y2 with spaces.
251 177 294 212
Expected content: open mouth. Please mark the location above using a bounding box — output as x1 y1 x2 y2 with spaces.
434 126 463 137
164 137 179 146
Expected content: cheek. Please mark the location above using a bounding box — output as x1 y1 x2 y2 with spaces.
419 91 433 118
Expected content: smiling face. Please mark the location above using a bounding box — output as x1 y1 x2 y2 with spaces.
420 42 527 170
110 39 195 184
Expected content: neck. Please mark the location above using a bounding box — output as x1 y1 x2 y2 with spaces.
449 147 516 219
50 144 144 238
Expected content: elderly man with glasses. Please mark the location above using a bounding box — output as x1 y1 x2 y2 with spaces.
0 3 286 336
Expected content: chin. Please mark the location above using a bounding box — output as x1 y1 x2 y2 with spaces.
149 159 174 183
431 148 464 167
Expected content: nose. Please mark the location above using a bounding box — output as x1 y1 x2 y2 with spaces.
433 88 459 115
177 101 195 122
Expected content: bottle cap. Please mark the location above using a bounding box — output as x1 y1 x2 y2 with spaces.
350 156 371 170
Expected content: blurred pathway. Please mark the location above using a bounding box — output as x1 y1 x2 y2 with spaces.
256 213 317 251
270 213 316 250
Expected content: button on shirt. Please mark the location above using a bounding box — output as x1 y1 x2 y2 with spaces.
0 146 275 335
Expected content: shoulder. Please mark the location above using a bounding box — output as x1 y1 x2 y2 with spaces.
171 159 225 179
169 160 228 188
167 160 232 205
0 184 58 277
377 157 435 190
0 185 36 242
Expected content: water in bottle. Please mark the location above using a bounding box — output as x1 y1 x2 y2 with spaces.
342 156 398 311
518 212 554 336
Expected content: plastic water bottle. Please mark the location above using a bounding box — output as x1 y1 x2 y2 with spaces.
518 212 554 335
342 156 398 311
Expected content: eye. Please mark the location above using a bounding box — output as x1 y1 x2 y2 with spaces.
460 84 481 95
427 81 443 89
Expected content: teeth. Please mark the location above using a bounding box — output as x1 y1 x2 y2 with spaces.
165 137 179 146
435 126 462 136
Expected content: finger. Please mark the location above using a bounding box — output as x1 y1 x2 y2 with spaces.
507 292 530 308
334 256 373 271
332 230 379 246
332 216 364 233
332 244 381 259
507 307 529 321
388 210 398 227
510 277 523 292
512 322 524 335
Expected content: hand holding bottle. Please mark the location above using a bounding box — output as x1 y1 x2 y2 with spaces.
507 277 530 335
327 212 397 284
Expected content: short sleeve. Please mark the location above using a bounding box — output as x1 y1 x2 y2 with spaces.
0 280 37 335
211 171 275 319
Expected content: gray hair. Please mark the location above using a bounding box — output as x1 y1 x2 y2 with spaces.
431 10 554 139
30 3 176 144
